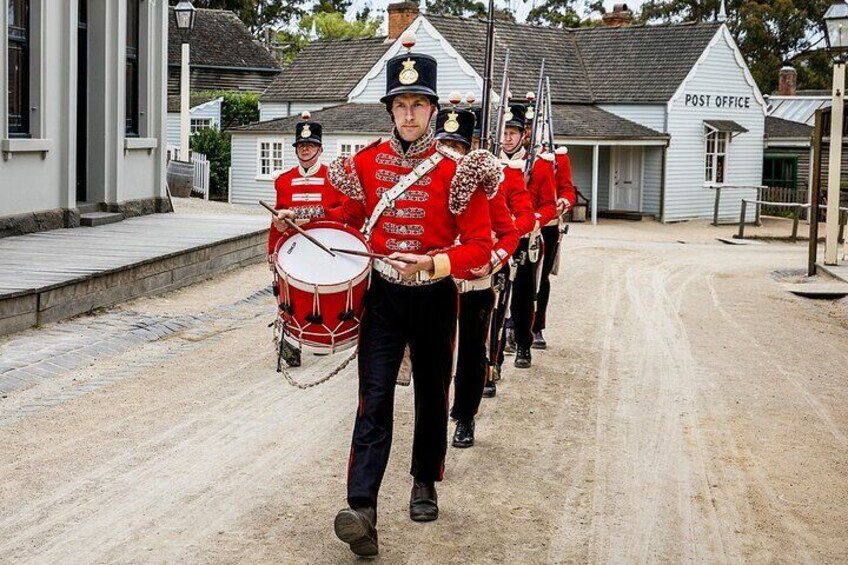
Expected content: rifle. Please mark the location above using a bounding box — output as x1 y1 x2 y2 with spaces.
487 251 525 380
479 0 496 150
524 60 546 180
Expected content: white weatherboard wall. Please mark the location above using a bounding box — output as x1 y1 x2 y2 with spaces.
598 104 667 133
229 132 381 205
643 146 663 215
665 27 765 222
166 99 222 147
0 0 167 217
259 100 341 122
349 17 484 104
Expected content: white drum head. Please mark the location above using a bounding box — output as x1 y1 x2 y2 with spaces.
276 228 369 286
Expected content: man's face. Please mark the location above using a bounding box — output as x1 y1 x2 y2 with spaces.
296 142 322 166
501 126 524 155
471 136 481 151
391 94 436 143
440 139 468 155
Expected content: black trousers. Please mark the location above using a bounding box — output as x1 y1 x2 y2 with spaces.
510 238 540 350
533 225 561 333
450 287 496 423
347 274 458 510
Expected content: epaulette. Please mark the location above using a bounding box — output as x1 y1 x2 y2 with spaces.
505 159 525 170
537 152 555 163
555 146 568 155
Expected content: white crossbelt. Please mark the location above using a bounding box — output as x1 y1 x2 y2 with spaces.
455 275 494 294
363 153 444 237
373 258 436 286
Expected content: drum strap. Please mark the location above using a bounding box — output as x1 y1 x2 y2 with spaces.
363 153 444 237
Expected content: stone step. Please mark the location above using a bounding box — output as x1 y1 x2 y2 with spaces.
80 212 123 228
76 202 101 215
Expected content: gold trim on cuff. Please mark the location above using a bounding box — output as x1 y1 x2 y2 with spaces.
432 253 451 280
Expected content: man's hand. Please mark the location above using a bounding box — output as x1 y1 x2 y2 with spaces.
385 253 435 279
469 262 492 278
556 198 572 215
272 209 296 231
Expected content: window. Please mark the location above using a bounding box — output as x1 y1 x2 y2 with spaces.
705 129 730 184
125 0 140 136
258 140 284 178
191 118 214 134
763 156 798 189
8 0 30 137
339 143 367 157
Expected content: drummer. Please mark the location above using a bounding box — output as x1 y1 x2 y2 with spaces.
325 35 498 558
268 112 343 367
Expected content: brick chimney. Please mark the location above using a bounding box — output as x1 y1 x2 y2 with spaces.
778 66 797 96
601 3 633 27
387 1 419 41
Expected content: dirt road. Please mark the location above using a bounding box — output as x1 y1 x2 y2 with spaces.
1 221 847 563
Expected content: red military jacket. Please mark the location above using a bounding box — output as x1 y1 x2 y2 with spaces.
326 131 495 278
501 147 557 228
267 162 342 254
555 147 577 206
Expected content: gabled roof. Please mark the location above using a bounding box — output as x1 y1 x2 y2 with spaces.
168 8 280 71
765 116 813 140
573 22 723 103
423 15 593 104
261 38 391 103
234 103 389 134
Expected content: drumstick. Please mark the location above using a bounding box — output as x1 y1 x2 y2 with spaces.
259 200 335 257
330 247 417 264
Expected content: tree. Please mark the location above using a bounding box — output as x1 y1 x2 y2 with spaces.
190 128 231 200
426 0 515 22
525 0 580 28
313 0 352 14
639 0 835 94
170 0 305 34
275 10 382 64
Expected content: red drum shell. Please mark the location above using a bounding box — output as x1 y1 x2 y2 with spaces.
273 221 370 354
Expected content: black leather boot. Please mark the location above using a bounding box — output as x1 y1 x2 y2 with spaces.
532 330 547 350
452 419 475 448
334 506 378 557
409 480 438 522
504 328 516 354
514 346 532 369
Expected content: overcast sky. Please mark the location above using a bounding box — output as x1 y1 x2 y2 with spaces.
347 0 648 25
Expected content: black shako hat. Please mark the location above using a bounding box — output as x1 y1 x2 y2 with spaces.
435 107 476 147
293 112 322 147
504 104 527 131
380 32 439 105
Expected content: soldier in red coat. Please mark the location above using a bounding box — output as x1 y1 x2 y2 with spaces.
267 114 343 367
532 145 577 348
327 40 497 558
497 104 557 369
432 102 520 449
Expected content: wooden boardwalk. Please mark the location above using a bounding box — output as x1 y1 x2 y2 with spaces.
0 214 268 335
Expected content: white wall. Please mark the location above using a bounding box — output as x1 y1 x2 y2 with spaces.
598 104 667 133
229 132 382 205
349 17 484 104
664 27 765 222
643 146 663 215
166 99 222 147
0 0 166 217
259 100 341 122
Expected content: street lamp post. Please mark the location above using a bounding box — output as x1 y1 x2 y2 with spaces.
174 0 197 163
823 2 848 265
